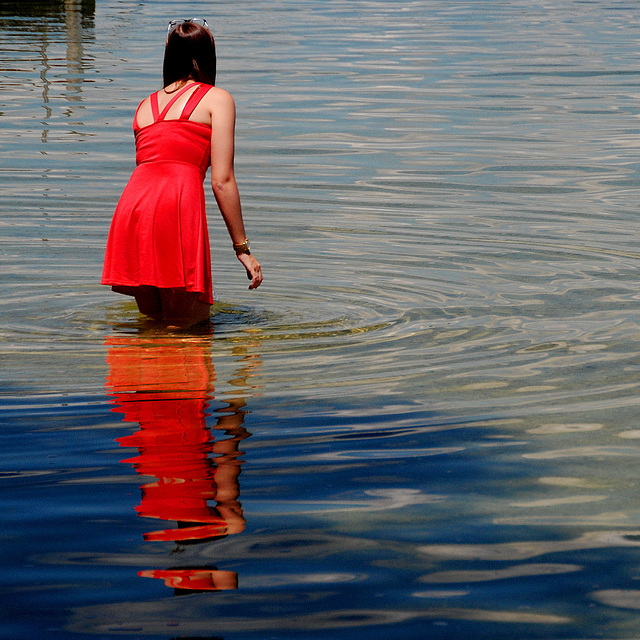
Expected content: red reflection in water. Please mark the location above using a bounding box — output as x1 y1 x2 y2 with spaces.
105 333 258 592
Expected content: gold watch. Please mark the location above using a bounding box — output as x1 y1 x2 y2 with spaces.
233 238 251 255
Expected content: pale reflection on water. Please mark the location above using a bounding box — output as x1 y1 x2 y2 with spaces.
3 0 640 638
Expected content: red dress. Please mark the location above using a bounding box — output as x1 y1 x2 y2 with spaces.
102 83 215 304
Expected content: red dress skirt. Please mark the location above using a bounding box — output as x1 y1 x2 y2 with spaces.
102 83 215 304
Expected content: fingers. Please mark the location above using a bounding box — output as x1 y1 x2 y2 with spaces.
248 263 263 289
238 254 263 289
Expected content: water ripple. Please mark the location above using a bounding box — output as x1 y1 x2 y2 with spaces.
3 0 640 638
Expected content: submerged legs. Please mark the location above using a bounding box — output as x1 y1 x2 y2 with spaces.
133 286 210 329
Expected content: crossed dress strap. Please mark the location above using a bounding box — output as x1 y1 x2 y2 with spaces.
152 82 198 122
134 83 212 130
179 84 213 120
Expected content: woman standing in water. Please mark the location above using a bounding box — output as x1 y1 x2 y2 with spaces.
102 19 262 328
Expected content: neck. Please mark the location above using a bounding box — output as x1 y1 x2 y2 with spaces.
164 79 196 94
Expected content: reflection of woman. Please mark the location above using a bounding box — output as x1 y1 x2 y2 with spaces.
102 19 262 329
105 333 256 591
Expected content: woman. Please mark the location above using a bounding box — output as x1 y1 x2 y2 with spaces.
102 19 262 328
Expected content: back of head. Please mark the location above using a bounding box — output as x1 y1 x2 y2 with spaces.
163 21 216 88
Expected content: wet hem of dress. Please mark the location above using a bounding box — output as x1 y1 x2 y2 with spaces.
105 283 215 306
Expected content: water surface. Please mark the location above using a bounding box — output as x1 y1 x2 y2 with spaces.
3 1 640 638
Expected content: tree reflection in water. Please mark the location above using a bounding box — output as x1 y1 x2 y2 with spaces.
105 330 261 593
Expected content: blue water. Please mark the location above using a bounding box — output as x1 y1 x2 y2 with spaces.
3 0 640 638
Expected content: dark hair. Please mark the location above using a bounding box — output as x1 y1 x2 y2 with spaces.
163 22 216 88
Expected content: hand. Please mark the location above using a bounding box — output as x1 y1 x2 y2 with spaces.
236 253 263 289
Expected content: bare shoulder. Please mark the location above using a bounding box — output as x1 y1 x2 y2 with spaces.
203 86 235 110
133 92 157 127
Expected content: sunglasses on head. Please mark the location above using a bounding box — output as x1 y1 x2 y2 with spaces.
167 18 209 33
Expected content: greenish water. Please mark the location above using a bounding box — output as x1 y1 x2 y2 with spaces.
3 0 640 638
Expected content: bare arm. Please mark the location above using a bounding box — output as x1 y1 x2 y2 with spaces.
209 89 263 289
